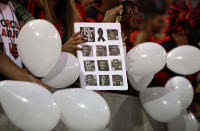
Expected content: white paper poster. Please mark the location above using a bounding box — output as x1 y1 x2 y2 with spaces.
75 22 128 90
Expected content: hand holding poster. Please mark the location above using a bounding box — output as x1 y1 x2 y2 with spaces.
75 23 128 90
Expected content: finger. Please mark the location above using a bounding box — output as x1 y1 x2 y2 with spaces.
72 32 82 38
72 35 85 41
72 45 82 50
71 39 85 45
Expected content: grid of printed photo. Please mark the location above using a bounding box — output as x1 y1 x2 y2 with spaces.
75 23 128 90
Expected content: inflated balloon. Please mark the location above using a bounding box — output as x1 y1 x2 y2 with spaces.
18 19 62 77
168 112 198 131
0 80 60 131
167 45 200 75
53 88 110 131
126 42 167 76
42 52 80 88
165 76 194 109
140 87 181 122
128 73 154 91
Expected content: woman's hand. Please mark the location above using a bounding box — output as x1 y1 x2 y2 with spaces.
62 32 85 53
172 33 188 46
103 5 123 22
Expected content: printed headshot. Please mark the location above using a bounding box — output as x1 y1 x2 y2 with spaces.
97 60 109 71
111 59 122 70
85 75 97 86
84 60 95 71
82 45 93 56
109 45 120 56
96 45 107 56
112 75 123 86
80 27 95 42
99 75 110 86
107 29 119 40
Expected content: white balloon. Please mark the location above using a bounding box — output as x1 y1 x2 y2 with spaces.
165 76 194 109
42 52 80 88
18 19 62 77
126 42 167 76
167 45 200 75
139 87 181 122
168 112 198 131
53 88 110 131
0 80 60 131
128 73 154 91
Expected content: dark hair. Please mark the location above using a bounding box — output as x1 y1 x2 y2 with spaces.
55 0 77 42
122 1 137 14
94 0 102 7
39 0 78 43
137 0 166 16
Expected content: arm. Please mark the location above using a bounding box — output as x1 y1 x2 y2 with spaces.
103 5 122 22
62 32 85 55
172 33 188 46
0 51 48 89
134 31 148 46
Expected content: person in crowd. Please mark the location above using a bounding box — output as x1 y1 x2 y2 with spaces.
0 0 47 88
129 0 200 87
86 0 123 22
121 1 144 51
128 0 168 47
166 0 200 120
129 14 169 47
74 0 95 22
19 0 85 54
126 0 169 86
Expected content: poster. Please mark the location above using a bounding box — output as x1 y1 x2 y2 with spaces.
75 23 128 90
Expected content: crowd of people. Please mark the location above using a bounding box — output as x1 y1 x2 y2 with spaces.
0 0 200 120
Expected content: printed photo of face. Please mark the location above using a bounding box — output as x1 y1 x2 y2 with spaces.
99 75 110 86
82 45 92 56
98 60 109 71
86 75 97 86
84 60 95 71
111 59 122 70
109 45 120 56
112 75 123 86
96 45 107 56
107 29 119 40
